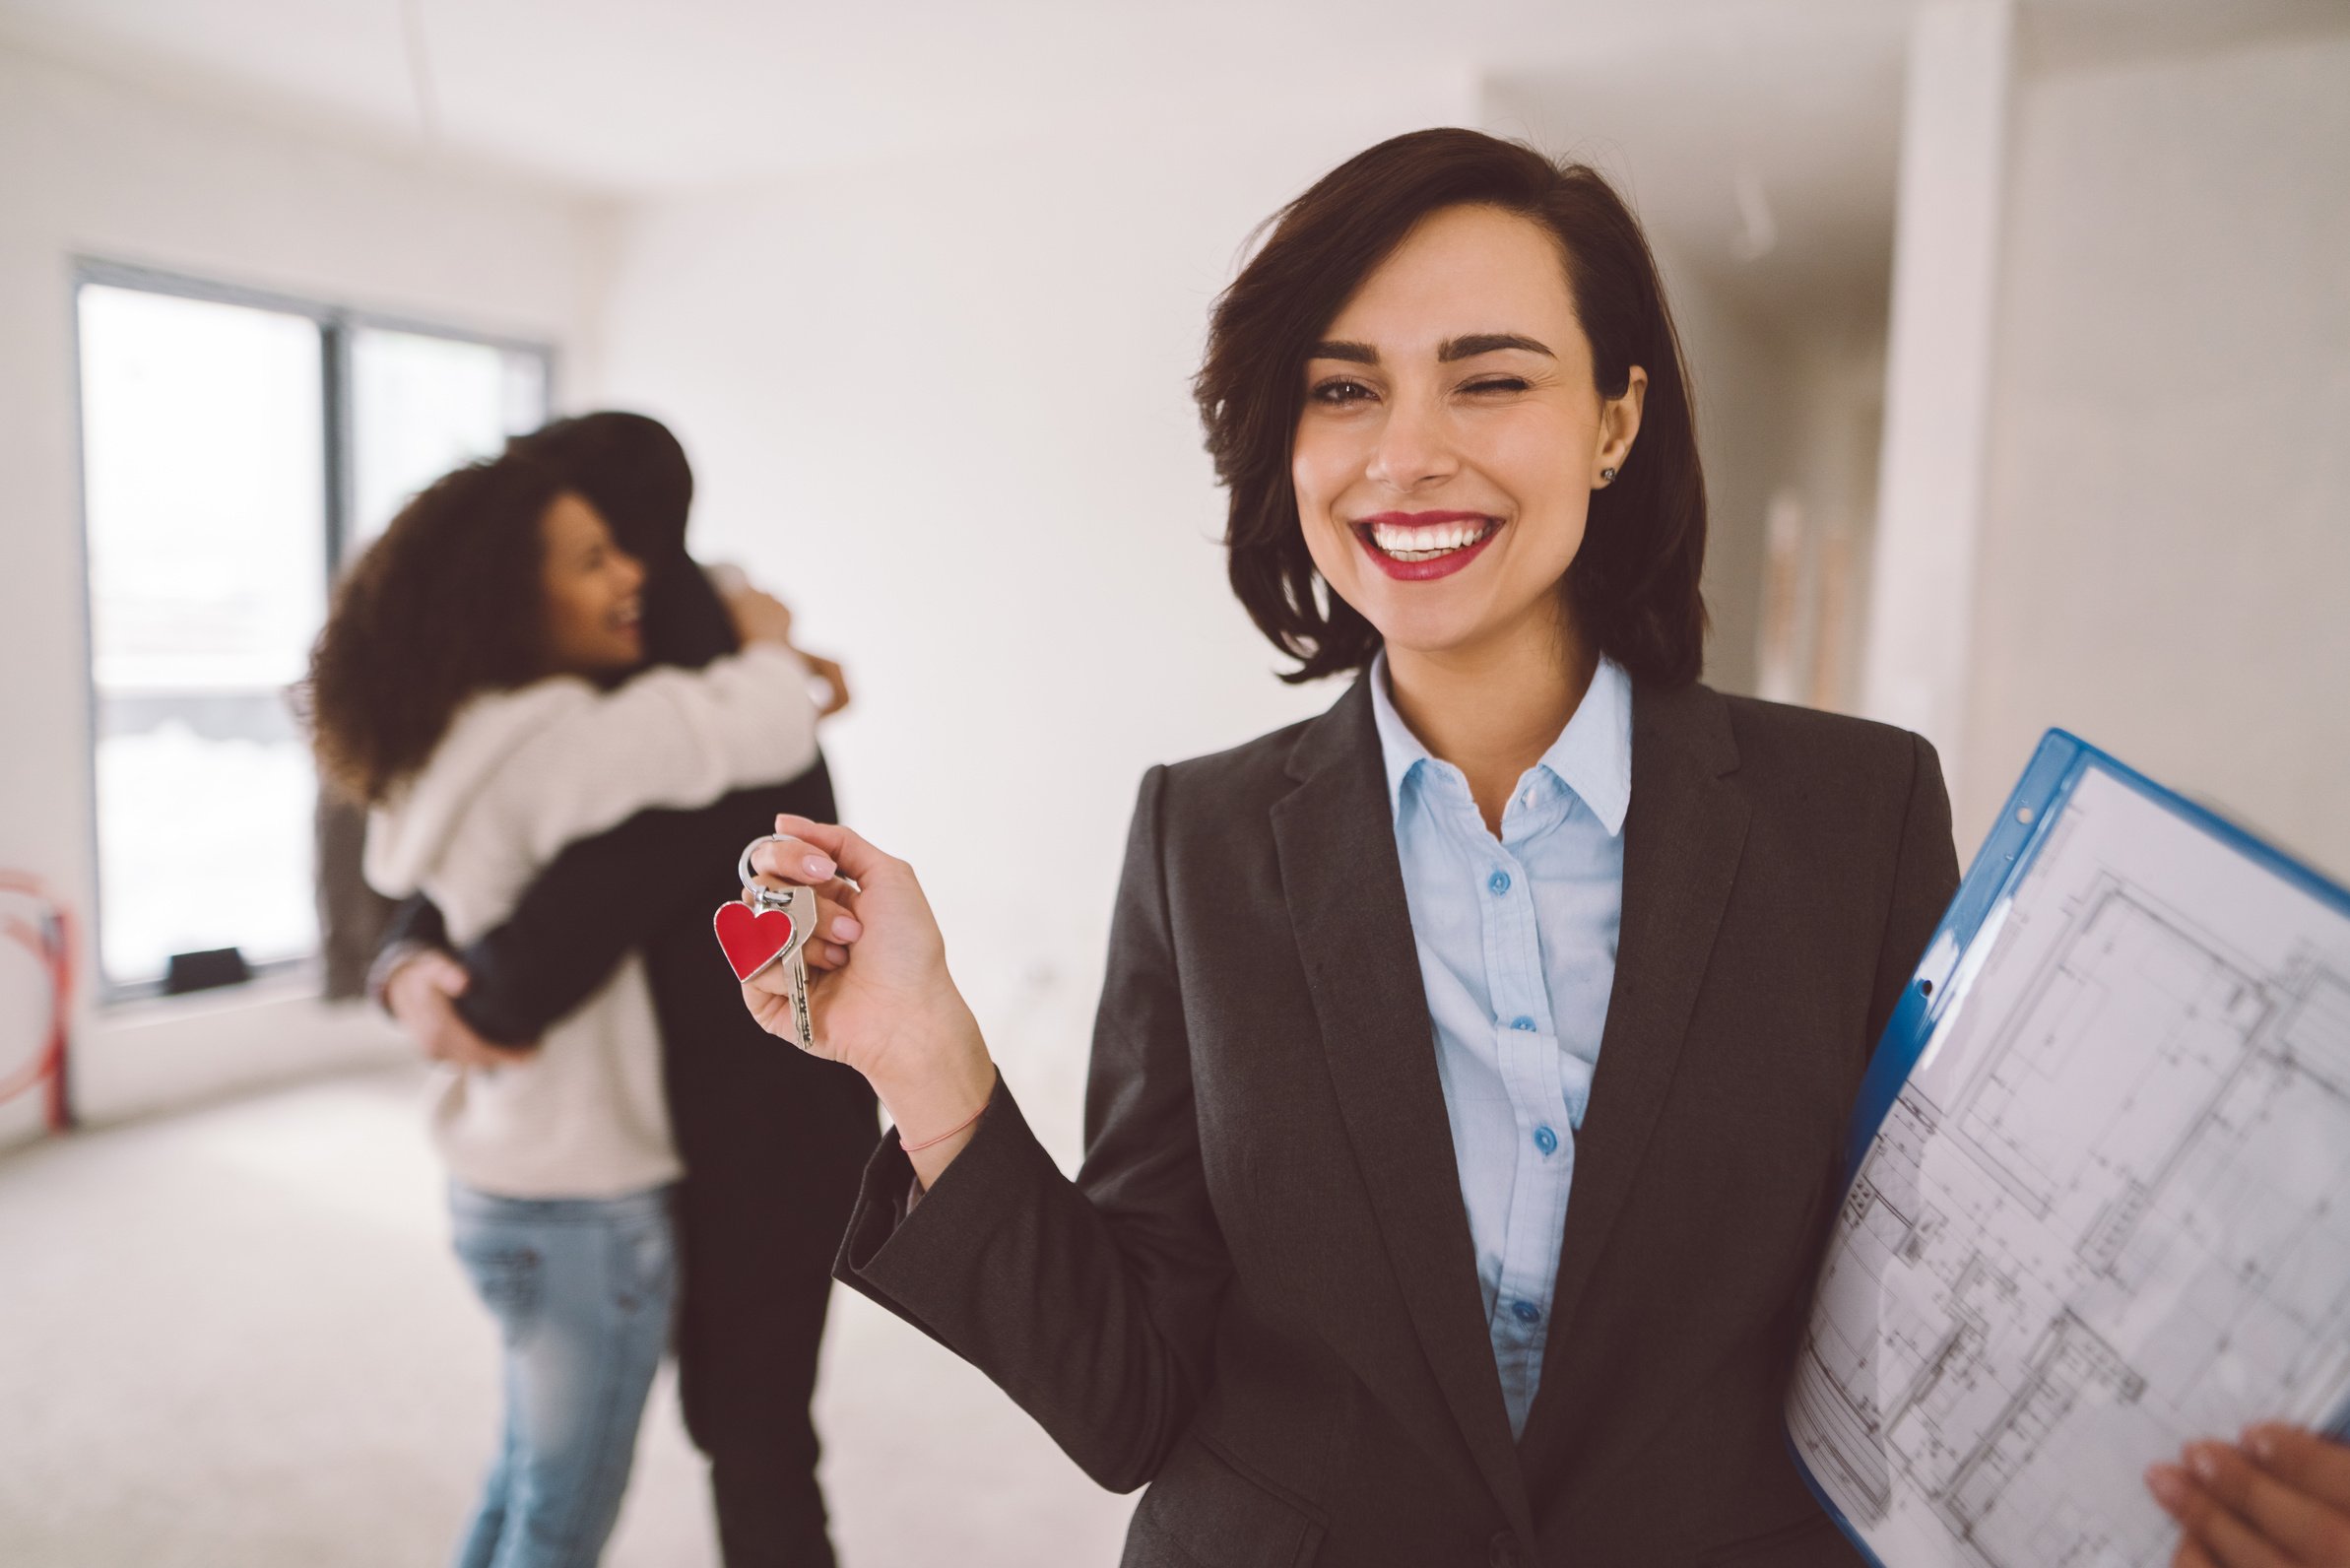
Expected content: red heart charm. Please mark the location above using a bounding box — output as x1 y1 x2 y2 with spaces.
713 901 798 981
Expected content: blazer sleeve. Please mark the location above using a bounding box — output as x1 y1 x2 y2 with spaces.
452 760 840 1046
1864 732 1962 1050
834 764 1229 1492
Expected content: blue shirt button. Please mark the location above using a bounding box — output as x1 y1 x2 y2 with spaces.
1534 1125 1559 1156
1510 1015 1536 1031
1510 1300 1542 1325
1487 870 1512 894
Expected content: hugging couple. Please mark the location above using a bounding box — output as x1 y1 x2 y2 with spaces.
307 411 871 1567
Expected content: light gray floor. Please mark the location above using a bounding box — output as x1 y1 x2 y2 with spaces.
0 1065 1135 1566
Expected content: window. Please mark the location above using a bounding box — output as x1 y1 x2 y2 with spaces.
74 265 552 996
350 327 551 545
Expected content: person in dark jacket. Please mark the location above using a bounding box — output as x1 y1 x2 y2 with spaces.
731 131 2350 1568
374 412 876 1568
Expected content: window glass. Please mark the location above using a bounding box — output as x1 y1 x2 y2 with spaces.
80 287 326 690
77 286 326 985
350 328 546 544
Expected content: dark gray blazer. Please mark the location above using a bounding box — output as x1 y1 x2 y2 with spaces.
836 676 1959 1568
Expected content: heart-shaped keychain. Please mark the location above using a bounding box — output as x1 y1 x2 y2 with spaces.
716 837 817 1051
714 899 804 982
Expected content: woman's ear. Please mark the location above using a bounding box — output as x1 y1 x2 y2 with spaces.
1595 365 1650 488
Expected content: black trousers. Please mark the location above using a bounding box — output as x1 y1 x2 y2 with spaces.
626 761 880 1566
663 1020 877 1567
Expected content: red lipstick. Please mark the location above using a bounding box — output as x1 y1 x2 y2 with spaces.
1351 510 1501 581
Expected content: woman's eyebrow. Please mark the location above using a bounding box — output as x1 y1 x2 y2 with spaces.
1439 332 1552 361
1306 333 1553 364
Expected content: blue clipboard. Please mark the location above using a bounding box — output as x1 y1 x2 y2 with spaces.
1795 728 2350 1564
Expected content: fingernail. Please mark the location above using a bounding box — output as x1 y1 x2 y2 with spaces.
832 916 863 941
2187 1445 2221 1482
804 855 835 881
2243 1424 2279 1462
2145 1464 2187 1509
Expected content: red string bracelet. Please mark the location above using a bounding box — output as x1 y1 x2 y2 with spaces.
901 1097 990 1154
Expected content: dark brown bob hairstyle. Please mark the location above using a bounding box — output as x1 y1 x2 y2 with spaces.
305 455 568 803
1197 127 1708 686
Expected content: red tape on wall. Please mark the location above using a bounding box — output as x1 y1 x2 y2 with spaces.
0 873 74 1133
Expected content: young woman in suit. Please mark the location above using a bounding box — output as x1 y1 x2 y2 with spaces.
742 130 2350 1568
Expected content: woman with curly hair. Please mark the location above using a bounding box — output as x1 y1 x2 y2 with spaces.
307 454 828 1568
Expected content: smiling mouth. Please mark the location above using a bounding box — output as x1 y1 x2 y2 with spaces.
1353 515 1500 562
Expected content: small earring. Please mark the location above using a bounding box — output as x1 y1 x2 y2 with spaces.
1599 466 1618 484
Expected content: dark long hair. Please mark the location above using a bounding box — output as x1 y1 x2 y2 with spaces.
1197 128 1709 686
511 412 691 559
304 457 566 802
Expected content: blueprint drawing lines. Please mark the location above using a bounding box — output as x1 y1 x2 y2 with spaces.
1789 765 2350 1568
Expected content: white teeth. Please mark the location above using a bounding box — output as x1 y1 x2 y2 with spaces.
1368 519 1491 558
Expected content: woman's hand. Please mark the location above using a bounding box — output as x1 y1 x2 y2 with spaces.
2149 1424 2350 1565
801 651 852 717
739 815 996 1181
724 585 797 646
383 949 537 1070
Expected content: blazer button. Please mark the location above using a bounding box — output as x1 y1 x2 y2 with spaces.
1487 1533 1526 1568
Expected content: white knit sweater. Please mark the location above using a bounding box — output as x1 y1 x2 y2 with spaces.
364 643 818 1199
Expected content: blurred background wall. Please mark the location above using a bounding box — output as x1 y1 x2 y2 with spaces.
0 0 2344 1153
1962 22 2350 862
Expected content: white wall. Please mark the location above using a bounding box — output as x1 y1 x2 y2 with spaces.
589 98 1484 1161
1955 28 2350 869
0 44 611 1142
1656 251 1798 698
1755 326 1888 711
1860 0 2014 778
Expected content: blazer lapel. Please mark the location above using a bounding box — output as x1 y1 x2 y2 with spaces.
1269 679 1537 1544
1518 680 1749 1463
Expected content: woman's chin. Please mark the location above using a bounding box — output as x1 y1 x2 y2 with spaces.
1359 599 1510 664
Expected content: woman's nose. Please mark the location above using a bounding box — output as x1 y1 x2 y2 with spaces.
1365 392 1457 492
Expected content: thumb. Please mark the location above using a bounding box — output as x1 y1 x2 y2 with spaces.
428 958 471 997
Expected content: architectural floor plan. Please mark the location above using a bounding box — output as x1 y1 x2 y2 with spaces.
1789 764 2350 1568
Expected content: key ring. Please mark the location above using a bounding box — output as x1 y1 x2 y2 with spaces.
739 833 859 909
739 835 795 912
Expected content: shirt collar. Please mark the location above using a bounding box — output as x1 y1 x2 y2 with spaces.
1367 650 1634 838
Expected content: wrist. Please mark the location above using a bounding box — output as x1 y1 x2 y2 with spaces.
892 1061 997 1189
368 941 433 1014
869 1002 995 1149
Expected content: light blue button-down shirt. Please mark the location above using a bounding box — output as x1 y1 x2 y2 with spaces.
1367 653 1632 1439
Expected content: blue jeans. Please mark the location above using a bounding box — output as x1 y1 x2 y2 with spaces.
448 1183 678 1568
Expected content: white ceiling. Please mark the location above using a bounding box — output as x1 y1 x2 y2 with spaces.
0 0 1921 195
3 0 2336 328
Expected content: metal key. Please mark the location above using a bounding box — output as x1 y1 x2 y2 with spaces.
716 839 818 1051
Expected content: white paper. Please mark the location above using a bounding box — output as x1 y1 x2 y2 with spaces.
1789 764 2350 1568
